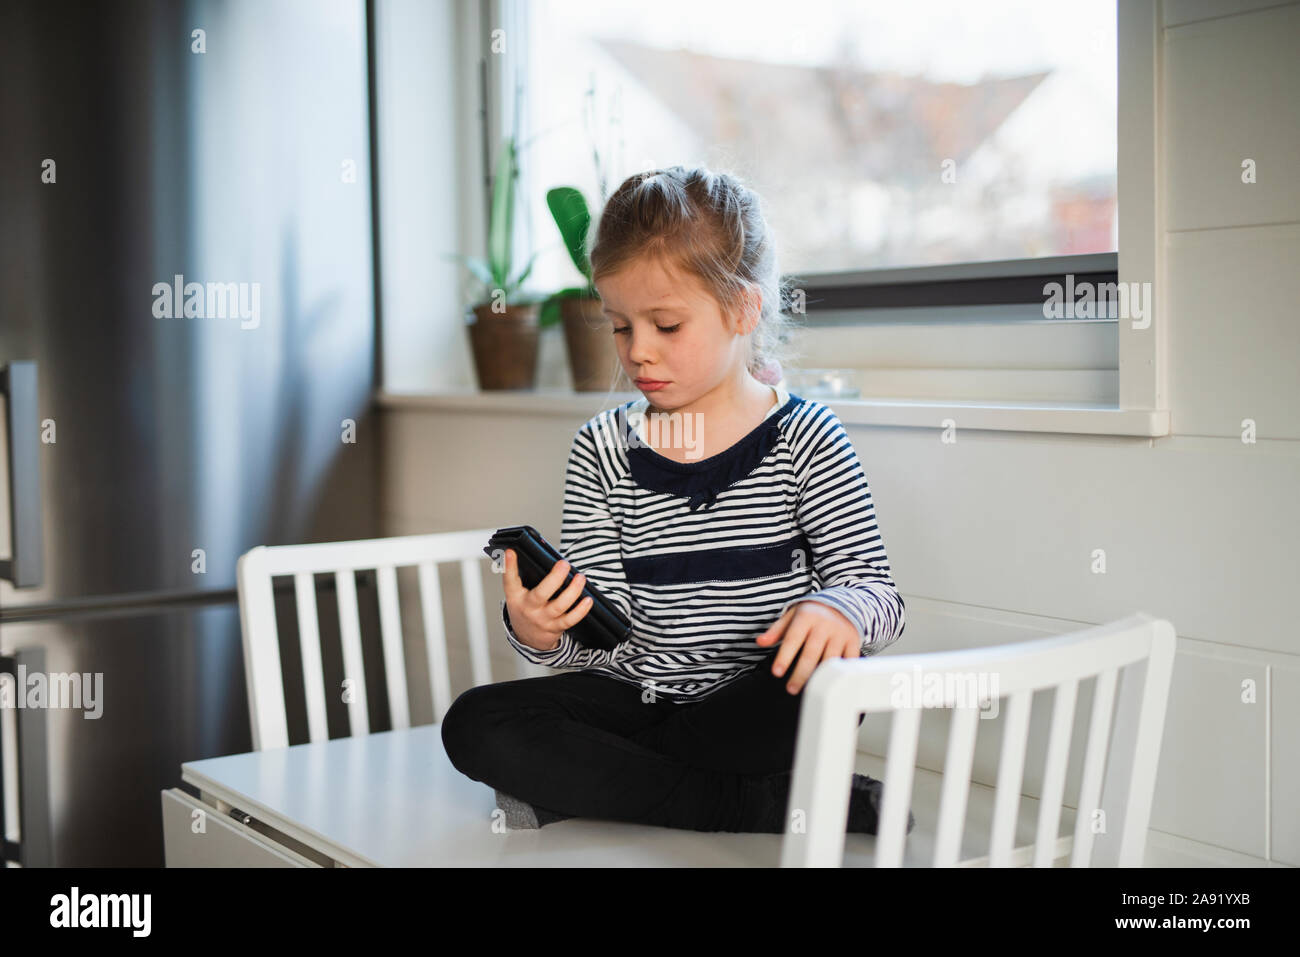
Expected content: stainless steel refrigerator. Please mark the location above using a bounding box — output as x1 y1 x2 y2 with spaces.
0 0 381 865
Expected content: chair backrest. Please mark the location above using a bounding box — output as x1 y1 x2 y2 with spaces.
780 612 1176 867
236 529 501 750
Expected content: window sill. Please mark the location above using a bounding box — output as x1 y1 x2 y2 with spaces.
374 389 1170 438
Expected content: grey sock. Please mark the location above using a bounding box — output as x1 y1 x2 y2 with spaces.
495 789 539 828
848 773 916 835
759 772 914 836
494 789 572 829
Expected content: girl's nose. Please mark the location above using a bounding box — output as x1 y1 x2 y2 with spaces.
627 332 655 365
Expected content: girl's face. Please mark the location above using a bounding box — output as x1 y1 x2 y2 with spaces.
596 255 756 411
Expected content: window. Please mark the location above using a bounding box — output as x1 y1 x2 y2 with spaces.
513 0 1117 309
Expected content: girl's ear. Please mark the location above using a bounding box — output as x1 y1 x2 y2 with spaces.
740 287 763 335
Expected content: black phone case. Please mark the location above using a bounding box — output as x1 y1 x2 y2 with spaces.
484 524 633 651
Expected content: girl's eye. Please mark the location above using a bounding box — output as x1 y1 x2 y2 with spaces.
612 324 681 335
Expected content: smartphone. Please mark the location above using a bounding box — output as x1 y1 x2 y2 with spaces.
484 525 633 651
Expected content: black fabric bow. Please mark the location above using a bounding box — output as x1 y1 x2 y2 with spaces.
621 396 798 511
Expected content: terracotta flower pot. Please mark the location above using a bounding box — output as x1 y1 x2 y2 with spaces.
468 302 540 390
560 296 622 392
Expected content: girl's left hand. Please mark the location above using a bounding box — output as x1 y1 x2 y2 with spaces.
756 603 861 694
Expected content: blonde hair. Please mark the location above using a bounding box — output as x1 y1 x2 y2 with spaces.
588 166 801 386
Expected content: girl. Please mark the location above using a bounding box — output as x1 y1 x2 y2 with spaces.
442 166 910 835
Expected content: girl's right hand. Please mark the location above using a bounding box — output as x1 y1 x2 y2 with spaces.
501 548 594 652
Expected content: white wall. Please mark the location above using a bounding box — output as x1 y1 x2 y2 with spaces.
377 0 1300 865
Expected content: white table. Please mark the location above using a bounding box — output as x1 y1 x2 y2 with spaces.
164 723 1147 867
162 723 892 867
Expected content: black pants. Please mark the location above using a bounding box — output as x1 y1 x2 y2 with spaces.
440 647 865 832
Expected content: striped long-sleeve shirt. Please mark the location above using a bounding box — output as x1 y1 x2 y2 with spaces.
501 381 905 702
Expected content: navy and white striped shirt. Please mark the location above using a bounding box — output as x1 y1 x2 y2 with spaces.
501 382 905 702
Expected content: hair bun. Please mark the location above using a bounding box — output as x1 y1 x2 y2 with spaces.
753 358 783 386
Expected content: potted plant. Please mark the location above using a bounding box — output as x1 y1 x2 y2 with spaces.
539 186 622 392
446 135 550 390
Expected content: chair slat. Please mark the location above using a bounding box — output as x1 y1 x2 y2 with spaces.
334 569 370 737
933 705 980 866
1033 677 1078 866
779 665 862 868
1071 667 1118 866
236 548 289 750
293 572 330 744
1094 620 1176 866
1113 621 1176 865
989 689 1032 866
418 561 453 724
876 706 922 867
376 565 410 730
460 558 491 689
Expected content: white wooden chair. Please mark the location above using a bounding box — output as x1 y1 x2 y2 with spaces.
781 612 1176 867
236 529 511 751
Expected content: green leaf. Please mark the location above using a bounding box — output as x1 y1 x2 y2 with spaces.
511 249 541 292
488 137 517 287
538 296 561 329
539 286 600 329
546 186 592 281
455 254 494 288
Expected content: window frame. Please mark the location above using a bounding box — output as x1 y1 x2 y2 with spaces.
469 0 1167 436
797 253 1118 320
